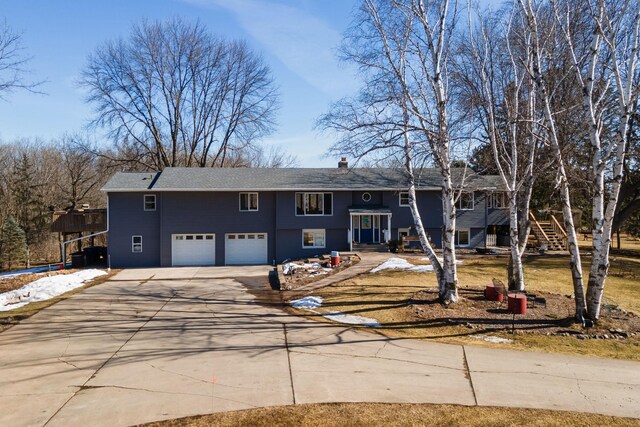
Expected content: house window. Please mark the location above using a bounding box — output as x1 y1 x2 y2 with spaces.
295 193 332 216
362 192 372 202
399 192 410 206
455 229 470 246
457 192 474 210
398 228 410 239
488 192 508 209
302 229 326 248
144 195 156 211
239 192 259 211
132 235 143 253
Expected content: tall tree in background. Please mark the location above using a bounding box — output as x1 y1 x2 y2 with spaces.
11 152 48 266
0 19 41 98
320 0 462 303
81 18 279 171
0 216 27 270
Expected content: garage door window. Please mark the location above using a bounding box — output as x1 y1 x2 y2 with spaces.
303 229 325 249
132 235 142 253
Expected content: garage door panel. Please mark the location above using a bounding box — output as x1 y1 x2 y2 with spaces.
172 234 215 266
225 233 268 265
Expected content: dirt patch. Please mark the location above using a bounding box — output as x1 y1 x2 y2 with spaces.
410 286 640 340
280 254 360 290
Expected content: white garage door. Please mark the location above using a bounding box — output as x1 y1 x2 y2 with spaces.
172 234 215 266
225 233 268 265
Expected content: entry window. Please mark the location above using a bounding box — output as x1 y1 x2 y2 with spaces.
144 194 156 211
132 235 143 253
488 192 508 208
296 193 332 216
456 229 470 246
239 192 259 211
302 229 326 248
399 192 410 207
457 192 474 210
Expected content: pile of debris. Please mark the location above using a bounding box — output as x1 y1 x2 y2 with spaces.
279 253 360 290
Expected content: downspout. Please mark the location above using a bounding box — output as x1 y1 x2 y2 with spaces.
484 191 488 247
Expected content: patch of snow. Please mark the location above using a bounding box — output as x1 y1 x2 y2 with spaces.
0 269 107 312
371 257 434 273
290 296 324 309
323 311 381 327
472 335 513 344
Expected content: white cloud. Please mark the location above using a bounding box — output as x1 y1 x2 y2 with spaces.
186 0 356 95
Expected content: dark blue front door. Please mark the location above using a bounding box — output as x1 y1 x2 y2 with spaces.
360 215 373 242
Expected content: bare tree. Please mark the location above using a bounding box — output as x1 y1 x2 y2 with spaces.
320 0 462 303
80 18 279 171
462 5 543 291
552 0 640 320
0 19 41 99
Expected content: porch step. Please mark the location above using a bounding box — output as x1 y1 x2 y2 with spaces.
352 243 389 253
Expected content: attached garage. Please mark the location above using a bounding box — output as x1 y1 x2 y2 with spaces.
171 234 216 266
225 233 268 265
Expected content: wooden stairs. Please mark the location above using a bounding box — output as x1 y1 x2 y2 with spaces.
529 212 568 251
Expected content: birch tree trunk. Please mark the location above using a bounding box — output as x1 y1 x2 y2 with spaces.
519 0 587 320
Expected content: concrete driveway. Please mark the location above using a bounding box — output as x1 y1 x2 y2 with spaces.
0 267 638 426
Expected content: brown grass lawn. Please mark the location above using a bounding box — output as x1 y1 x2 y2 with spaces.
142 403 640 427
292 236 640 361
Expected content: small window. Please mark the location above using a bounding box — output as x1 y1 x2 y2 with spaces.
186 235 194 240
228 235 236 239
205 235 213 240
238 235 246 239
362 192 372 202
488 192 508 209
239 192 259 211
399 192 410 207
457 192 474 210
257 234 265 239
132 235 143 253
175 235 184 240
144 194 156 211
456 229 470 246
196 235 203 240
302 229 326 248
398 228 410 239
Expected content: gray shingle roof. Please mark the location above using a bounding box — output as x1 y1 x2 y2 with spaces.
101 172 160 191
102 167 504 192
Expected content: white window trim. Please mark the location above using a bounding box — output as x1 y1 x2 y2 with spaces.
455 229 471 247
488 192 508 209
302 229 326 249
132 235 143 253
143 194 156 211
239 192 259 212
398 228 411 239
457 192 474 211
295 192 333 216
399 191 410 207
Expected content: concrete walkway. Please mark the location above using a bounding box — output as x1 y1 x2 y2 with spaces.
0 266 638 426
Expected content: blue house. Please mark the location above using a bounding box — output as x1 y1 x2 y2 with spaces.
101 161 509 267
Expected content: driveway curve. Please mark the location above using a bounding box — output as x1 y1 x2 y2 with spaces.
0 267 638 426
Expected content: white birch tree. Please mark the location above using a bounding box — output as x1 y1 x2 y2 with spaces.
463 6 543 291
320 0 462 303
553 0 640 320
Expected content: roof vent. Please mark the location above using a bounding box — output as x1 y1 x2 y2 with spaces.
338 157 348 169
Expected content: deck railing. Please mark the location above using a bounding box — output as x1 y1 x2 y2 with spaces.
486 234 497 246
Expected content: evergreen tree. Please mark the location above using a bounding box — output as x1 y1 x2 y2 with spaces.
11 153 48 261
0 216 27 271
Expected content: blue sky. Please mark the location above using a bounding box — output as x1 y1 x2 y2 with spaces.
0 0 359 166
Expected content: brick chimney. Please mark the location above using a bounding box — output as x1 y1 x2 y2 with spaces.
338 157 348 168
